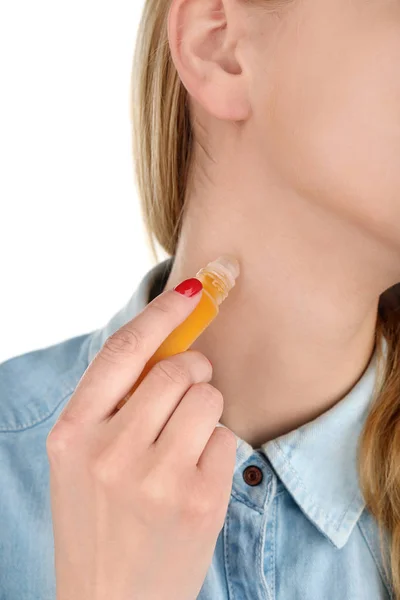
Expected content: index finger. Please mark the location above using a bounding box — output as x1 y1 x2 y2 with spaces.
60 278 203 424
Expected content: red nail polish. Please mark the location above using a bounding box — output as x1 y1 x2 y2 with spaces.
174 278 203 298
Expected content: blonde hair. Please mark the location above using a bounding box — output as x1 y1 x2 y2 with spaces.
131 0 400 595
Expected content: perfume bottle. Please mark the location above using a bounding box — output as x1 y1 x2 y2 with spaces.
116 255 240 411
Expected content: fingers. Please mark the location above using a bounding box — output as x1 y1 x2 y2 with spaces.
105 348 235 491
60 285 203 424
154 382 224 467
108 350 213 448
197 426 237 512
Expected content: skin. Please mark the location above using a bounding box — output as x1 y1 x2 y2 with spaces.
164 0 400 448
47 1 400 595
48 287 237 600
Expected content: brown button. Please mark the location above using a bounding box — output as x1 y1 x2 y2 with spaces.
243 465 263 486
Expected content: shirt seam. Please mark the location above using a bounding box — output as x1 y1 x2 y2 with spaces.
0 334 92 433
224 502 235 600
259 476 274 600
230 488 263 514
0 386 77 433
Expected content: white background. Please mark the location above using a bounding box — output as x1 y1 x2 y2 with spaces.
0 0 169 363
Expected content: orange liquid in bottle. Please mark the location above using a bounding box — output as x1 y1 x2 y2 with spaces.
116 255 240 411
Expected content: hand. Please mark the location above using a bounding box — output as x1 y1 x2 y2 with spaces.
46 281 237 600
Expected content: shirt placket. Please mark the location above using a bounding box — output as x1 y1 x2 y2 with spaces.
224 448 277 600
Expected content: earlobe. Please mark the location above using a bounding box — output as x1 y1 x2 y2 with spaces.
167 0 251 122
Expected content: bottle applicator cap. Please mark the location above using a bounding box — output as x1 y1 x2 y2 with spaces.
205 255 240 290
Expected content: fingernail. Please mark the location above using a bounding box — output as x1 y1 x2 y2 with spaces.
174 277 203 298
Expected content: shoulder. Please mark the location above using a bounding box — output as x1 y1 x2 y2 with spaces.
0 332 93 432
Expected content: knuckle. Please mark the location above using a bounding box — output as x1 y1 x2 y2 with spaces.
91 442 131 488
182 478 226 530
140 477 168 506
138 476 177 521
194 382 224 410
182 493 215 527
92 454 120 488
101 328 143 363
151 296 172 315
46 421 77 458
187 350 213 373
153 358 190 387
216 427 237 450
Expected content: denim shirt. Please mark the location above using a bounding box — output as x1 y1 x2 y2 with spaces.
0 257 395 600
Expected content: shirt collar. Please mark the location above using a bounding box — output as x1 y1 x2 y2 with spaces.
261 333 388 549
87 257 388 550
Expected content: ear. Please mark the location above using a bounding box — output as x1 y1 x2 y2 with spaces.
167 0 251 122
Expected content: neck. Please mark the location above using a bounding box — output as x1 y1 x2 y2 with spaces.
163 155 399 448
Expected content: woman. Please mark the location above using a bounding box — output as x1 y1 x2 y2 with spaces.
1 0 399 597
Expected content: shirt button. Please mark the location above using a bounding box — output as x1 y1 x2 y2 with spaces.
243 465 263 486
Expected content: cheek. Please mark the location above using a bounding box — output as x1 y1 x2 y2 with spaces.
257 13 400 245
